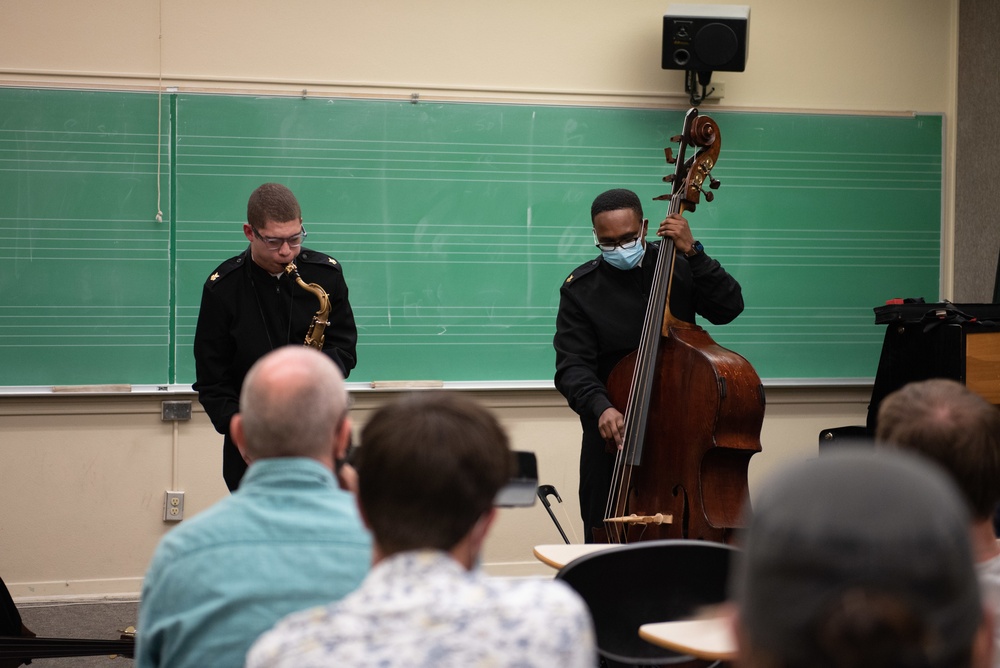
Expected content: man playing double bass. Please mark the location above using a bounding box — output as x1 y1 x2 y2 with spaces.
553 188 745 541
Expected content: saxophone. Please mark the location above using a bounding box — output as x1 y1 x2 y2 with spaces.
284 262 331 351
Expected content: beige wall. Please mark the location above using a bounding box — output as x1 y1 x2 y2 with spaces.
0 0 956 113
0 0 958 598
0 386 871 596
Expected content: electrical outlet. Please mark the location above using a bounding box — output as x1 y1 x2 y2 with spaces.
161 401 192 421
164 491 185 522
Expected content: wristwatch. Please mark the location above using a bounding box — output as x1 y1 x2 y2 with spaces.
685 240 704 257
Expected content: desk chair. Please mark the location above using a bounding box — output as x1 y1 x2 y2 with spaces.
555 539 737 667
818 425 870 451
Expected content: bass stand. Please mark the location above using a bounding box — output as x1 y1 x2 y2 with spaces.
537 485 571 544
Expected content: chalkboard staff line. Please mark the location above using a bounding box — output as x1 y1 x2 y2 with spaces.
168 322 881 332
174 174 941 191
0 306 898 315
171 157 938 175
173 137 938 156
170 165 939 182
171 147 940 168
174 130 931 155
317 334 885 343
0 252 937 265
171 152 941 171
11 227 938 240
172 237 933 248
169 172 937 186
174 222 940 237
171 164 937 180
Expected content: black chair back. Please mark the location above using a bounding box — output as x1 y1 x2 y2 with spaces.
556 539 737 666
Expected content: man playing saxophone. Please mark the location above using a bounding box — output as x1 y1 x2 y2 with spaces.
193 182 358 491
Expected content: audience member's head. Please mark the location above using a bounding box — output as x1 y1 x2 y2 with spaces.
137 345 370 668
732 448 991 668
231 345 351 468
876 378 1000 521
245 391 594 668
355 392 513 564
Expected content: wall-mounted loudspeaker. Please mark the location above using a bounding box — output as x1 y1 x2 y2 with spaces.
662 4 750 73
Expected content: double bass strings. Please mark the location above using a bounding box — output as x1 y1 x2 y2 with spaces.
603 185 681 543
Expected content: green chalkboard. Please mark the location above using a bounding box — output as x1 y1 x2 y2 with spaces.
0 87 942 386
0 88 171 386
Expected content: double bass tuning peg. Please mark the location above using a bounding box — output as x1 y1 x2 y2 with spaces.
664 148 676 165
699 177 720 202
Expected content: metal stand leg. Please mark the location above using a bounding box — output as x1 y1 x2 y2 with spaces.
537 484 571 544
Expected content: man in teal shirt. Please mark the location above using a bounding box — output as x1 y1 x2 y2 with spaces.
136 346 371 668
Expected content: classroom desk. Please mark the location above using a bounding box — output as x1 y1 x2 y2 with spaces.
638 615 737 662
531 544 620 569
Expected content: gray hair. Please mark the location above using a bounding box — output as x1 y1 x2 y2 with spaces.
238 346 348 460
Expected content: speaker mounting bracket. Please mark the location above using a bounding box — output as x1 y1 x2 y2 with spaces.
685 70 715 107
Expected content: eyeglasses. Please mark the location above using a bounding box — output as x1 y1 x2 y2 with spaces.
252 227 307 251
593 230 643 252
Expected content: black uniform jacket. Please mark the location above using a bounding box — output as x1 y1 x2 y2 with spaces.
193 246 358 439
554 241 743 422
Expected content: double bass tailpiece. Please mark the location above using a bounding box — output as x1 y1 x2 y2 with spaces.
604 513 674 526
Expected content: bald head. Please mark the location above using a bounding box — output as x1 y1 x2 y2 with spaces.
236 346 349 463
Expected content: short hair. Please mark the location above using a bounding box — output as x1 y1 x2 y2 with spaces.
591 188 644 222
239 346 348 461
876 378 1000 519
356 392 513 554
247 183 302 230
733 448 981 668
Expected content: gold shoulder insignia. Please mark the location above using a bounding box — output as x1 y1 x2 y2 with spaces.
565 274 574 283
210 272 220 281
329 258 337 265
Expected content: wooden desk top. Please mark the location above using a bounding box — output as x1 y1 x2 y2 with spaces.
638 617 737 662
531 543 620 569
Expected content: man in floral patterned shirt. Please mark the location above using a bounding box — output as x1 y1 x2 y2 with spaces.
247 392 596 668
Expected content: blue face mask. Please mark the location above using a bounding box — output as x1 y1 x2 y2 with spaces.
602 241 645 270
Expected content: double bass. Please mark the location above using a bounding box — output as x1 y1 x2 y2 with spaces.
597 108 764 544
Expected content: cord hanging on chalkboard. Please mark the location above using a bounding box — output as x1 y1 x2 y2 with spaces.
154 0 165 224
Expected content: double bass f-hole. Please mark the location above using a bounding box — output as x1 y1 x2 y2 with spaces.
598 108 763 545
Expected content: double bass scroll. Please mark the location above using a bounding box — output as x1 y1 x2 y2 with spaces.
599 108 764 545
